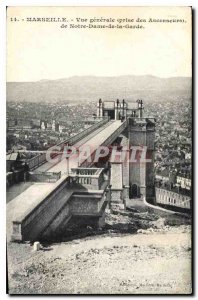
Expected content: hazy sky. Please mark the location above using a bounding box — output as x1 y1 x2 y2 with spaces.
7 6 192 82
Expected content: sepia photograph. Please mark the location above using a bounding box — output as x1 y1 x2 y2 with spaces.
6 5 192 295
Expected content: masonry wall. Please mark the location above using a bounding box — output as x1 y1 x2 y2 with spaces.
110 163 122 189
146 129 155 149
12 188 107 241
70 194 105 215
146 127 155 198
41 203 71 239
122 154 129 188
146 151 155 198
129 127 146 197
120 132 129 189
111 190 122 202
128 119 155 200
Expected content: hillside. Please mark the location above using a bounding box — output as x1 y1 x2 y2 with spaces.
6 75 192 103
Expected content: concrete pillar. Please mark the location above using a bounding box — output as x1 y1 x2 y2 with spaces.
123 185 129 200
110 162 124 210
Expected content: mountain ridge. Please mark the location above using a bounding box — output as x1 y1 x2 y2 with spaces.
7 75 192 103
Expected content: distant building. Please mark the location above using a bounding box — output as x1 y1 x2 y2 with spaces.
185 153 191 160
52 120 60 132
177 173 191 190
155 169 170 183
59 125 65 133
41 121 46 130
52 120 56 131
156 187 191 210
155 169 191 210
46 123 52 130
6 152 20 172
32 119 41 127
